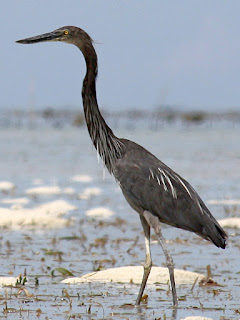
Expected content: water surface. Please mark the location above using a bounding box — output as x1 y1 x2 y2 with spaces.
0 126 239 319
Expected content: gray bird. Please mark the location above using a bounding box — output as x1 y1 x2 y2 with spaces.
16 26 228 307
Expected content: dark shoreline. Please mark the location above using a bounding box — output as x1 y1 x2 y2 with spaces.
1 106 240 129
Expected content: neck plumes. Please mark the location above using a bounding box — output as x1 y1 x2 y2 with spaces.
78 41 123 174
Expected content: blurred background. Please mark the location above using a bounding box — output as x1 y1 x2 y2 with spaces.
1 0 240 118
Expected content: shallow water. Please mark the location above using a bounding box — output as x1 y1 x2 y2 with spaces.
0 126 240 319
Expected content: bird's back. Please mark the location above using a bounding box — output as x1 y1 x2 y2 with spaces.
114 139 227 249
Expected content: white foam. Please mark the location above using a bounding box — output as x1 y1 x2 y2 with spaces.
85 207 114 218
208 199 240 205
0 277 18 287
181 317 214 320
218 218 240 229
0 181 16 193
26 186 61 196
0 197 29 205
62 266 205 285
71 175 93 183
79 187 102 199
0 200 76 229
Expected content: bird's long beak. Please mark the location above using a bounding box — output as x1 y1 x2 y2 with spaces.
16 30 61 44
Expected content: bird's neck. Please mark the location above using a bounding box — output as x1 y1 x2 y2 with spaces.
80 44 123 173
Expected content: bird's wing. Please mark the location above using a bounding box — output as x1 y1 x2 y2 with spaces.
114 140 211 233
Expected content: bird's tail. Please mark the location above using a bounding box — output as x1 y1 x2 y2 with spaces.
201 213 228 249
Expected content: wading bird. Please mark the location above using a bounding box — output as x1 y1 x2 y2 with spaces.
16 26 227 306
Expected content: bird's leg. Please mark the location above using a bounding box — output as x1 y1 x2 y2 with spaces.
143 211 178 307
136 215 152 305
155 225 178 307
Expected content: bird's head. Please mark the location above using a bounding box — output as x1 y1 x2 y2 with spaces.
16 26 93 48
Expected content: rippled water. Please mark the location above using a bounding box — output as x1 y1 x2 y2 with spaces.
0 125 239 319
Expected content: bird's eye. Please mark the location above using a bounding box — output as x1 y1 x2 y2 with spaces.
64 30 69 35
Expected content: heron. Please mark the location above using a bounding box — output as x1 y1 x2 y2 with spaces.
16 26 228 307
